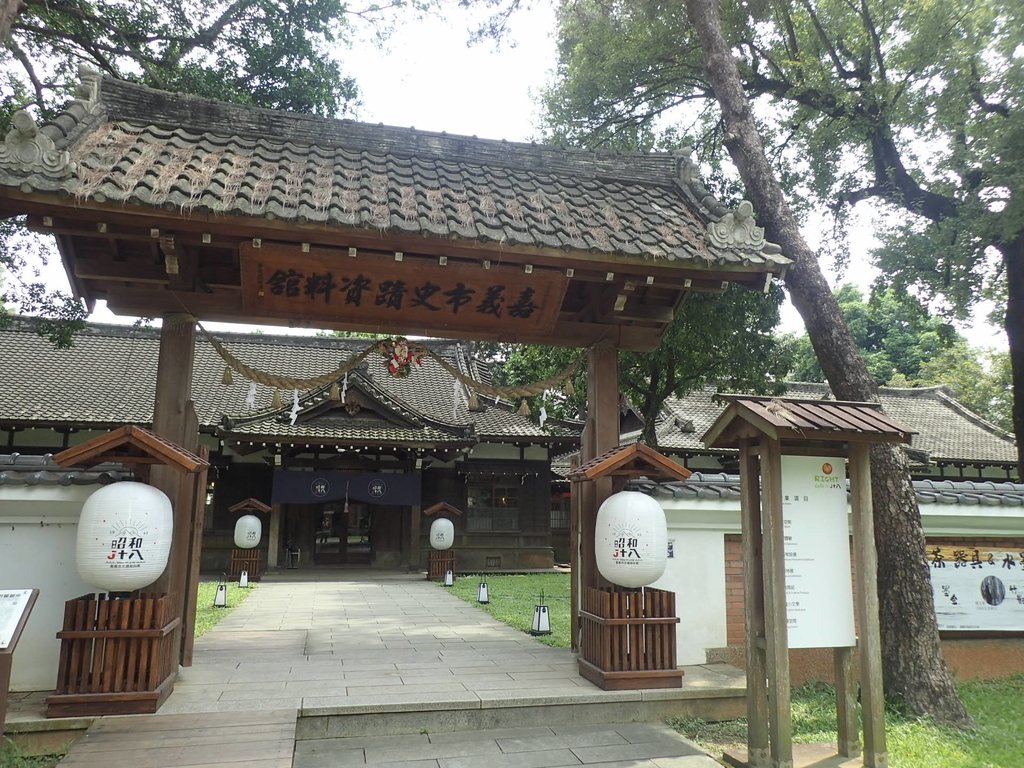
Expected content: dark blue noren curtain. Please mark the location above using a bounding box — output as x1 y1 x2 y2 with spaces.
272 470 421 506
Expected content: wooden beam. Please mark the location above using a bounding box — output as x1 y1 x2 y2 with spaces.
850 442 887 767
740 440 769 768
760 438 793 768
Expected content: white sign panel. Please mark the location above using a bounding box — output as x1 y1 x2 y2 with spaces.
929 546 1024 631
0 589 34 650
781 456 856 648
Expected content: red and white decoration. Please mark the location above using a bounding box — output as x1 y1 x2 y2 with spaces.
76 482 173 592
595 491 668 588
234 514 262 549
381 338 424 378
429 517 455 550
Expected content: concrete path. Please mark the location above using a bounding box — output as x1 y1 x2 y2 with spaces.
11 571 742 767
164 571 744 717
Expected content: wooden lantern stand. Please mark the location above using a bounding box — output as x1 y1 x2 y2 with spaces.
702 395 915 768
569 442 693 690
422 502 463 581
228 498 271 581
45 425 209 717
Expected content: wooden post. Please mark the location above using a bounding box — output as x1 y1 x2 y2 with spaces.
740 441 769 768
149 313 197 669
569 453 581 650
849 442 887 768
759 439 793 768
409 503 422 571
268 502 282 568
181 446 209 667
834 645 861 758
580 343 618 590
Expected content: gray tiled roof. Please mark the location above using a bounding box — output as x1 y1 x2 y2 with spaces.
648 384 1016 466
0 71 788 271
0 319 571 445
0 454 130 486
633 473 1024 507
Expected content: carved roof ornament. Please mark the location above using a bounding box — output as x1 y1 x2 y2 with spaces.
707 200 766 251
0 110 73 177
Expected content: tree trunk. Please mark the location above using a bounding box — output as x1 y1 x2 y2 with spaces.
684 0 972 726
998 235 1024 479
0 0 22 43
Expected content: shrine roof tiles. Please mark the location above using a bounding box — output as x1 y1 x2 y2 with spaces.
0 72 790 272
634 383 1016 468
0 319 572 446
631 473 1024 508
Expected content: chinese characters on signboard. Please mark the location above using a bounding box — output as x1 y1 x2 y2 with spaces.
780 455 856 649
240 245 567 336
928 546 1024 631
0 589 34 650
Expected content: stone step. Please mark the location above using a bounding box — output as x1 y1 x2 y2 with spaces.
293 721 722 768
296 686 744 740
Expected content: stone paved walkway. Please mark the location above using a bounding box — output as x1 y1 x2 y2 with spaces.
11 571 742 767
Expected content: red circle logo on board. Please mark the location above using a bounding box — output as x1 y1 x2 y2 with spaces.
822 462 833 474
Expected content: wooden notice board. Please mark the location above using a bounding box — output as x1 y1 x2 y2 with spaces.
1 588 39 736
240 244 567 337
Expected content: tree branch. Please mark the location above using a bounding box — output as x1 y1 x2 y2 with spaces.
7 40 46 107
969 60 1010 117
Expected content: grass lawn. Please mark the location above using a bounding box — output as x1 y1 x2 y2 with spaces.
193 578 254 637
1 581 254 768
443 572 1024 768
444 572 571 649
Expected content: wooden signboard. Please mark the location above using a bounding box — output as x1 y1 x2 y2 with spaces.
1 588 39 737
240 244 567 337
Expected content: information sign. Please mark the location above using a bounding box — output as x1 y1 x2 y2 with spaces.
780 456 856 649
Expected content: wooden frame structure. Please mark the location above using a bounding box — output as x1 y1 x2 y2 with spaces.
50 424 209 716
0 69 791 709
703 395 915 768
568 442 692 689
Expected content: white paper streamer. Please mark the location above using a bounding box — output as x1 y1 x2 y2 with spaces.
539 406 548 428
453 379 460 420
341 370 348 402
245 382 257 410
289 389 300 425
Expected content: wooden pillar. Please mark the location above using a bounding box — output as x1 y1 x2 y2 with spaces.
759 438 793 768
149 313 197 668
849 442 887 768
834 645 861 758
181 446 209 666
740 441 769 768
268 502 282 568
409 503 422 571
580 343 618 590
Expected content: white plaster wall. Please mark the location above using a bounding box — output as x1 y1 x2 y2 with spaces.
650 492 1024 667
651 527 728 665
652 499 740 665
0 486 96 691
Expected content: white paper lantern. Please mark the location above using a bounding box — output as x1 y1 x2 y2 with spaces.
595 491 668 588
76 482 173 592
234 514 262 549
430 517 454 550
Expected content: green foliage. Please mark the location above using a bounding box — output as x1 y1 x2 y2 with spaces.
443 573 571 649
781 283 1011 428
783 284 959 383
0 739 63 768
670 676 1024 768
4 0 366 118
485 284 789 444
